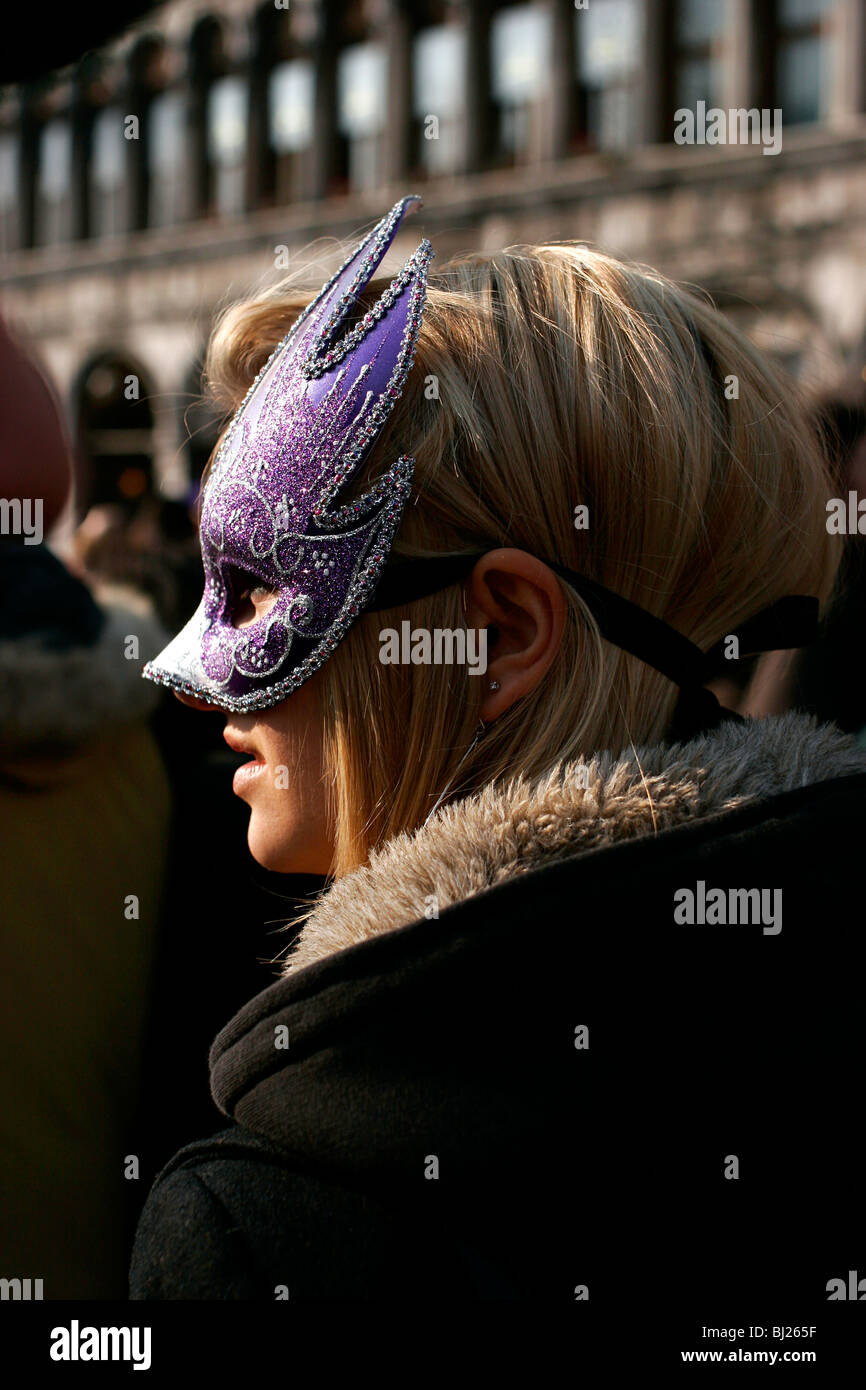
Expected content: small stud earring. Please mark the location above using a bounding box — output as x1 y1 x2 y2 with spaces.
489 679 501 692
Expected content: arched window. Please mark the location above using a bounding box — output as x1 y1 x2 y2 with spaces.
250 0 319 207
576 0 641 151
412 19 467 176
490 2 552 165
0 132 18 252
36 116 73 245
337 39 389 191
674 0 728 110
90 107 126 239
208 75 247 216
776 0 836 124
269 58 316 201
148 89 188 227
75 352 155 511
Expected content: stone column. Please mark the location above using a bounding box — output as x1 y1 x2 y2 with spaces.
18 89 38 249
638 0 674 145
70 70 93 242
830 0 866 122
310 3 339 200
723 0 758 111
551 0 578 160
749 0 775 108
187 43 210 221
382 0 412 188
464 0 494 173
125 41 154 232
246 20 271 212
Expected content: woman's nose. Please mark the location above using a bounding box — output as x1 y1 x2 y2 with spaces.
174 690 223 712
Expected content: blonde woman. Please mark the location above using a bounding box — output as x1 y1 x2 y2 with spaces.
130 198 866 1305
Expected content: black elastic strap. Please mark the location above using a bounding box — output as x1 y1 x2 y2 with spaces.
370 551 818 698
699 595 820 677
369 553 485 612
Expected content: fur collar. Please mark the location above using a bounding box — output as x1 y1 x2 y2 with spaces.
282 712 866 976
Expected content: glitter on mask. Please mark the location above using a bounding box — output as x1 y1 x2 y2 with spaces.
142 196 432 712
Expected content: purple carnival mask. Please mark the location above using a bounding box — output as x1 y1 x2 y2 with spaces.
143 196 432 712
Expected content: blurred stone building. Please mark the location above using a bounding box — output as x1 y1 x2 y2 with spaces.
1 0 865 507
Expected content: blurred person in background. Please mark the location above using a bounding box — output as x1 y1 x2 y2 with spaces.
72 492 202 633
0 314 171 1298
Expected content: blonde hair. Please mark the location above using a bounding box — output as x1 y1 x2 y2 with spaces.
205 242 838 877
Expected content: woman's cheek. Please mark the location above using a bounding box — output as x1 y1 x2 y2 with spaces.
245 729 332 874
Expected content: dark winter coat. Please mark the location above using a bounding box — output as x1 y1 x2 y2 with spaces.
130 712 866 1302
0 543 170 1298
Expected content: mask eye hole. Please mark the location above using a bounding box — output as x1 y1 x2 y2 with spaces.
227 566 279 629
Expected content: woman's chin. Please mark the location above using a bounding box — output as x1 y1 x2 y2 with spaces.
247 821 292 873
246 817 329 876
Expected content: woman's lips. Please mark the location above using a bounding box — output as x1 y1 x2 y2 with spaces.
232 754 266 795
223 730 266 795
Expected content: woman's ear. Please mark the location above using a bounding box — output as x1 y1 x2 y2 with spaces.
462 548 567 720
